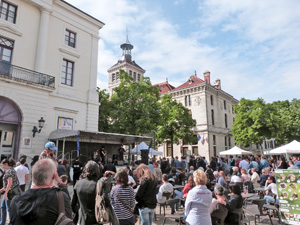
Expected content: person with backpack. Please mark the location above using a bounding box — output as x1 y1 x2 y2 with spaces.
10 158 72 224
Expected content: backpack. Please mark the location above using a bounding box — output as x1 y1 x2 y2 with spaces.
95 180 110 224
55 191 74 225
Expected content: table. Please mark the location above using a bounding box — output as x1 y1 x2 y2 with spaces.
173 185 184 190
254 187 265 192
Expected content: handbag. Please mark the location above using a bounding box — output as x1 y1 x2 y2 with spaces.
95 180 110 224
7 185 20 200
54 191 74 225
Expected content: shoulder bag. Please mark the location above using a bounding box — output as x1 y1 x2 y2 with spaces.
55 191 74 225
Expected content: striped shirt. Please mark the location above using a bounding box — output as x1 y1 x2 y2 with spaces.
110 185 135 220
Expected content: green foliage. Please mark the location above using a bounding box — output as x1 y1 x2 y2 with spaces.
232 98 300 147
156 94 196 157
108 70 161 135
97 88 111 132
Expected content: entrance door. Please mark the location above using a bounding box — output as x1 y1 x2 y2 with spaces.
0 126 16 160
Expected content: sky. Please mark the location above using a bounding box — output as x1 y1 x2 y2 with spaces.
66 0 300 103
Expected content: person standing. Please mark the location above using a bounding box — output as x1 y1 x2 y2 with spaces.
15 158 29 192
57 159 66 177
136 164 157 225
118 144 125 161
72 157 83 186
160 157 169 174
100 146 107 164
174 156 181 169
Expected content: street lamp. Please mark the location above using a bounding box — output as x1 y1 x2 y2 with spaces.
32 117 45 137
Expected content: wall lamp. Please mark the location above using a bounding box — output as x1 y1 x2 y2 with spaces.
32 117 45 137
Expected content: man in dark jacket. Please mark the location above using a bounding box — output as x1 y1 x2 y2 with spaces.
72 156 83 186
10 158 72 225
160 157 169 174
103 158 116 173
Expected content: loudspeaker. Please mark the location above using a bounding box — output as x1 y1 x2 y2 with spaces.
140 150 149 165
112 154 118 161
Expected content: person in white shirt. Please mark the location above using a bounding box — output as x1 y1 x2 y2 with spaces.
125 167 136 188
251 168 260 188
239 156 249 170
15 158 30 191
157 174 173 204
264 176 278 207
230 171 241 183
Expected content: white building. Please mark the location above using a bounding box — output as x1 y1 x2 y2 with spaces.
108 36 145 96
155 71 239 160
0 0 104 159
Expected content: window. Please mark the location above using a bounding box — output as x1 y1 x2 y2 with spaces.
211 109 215 125
133 72 136 80
167 143 172 157
65 30 76 48
185 95 191 106
213 135 216 145
129 70 132 77
225 113 228 128
213 135 216 156
0 1 17 23
61 59 74 86
116 72 119 80
224 100 227 110
192 147 198 156
0 36 14 63
228 137 231 148
232 106 234 114
210 95 213 105
112 73 115 82
225 137 228 150
137 73 141 82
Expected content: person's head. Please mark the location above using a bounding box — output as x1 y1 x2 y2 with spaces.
19 157 26 165
116 169 129 188
171 167 176 174
190 166 194 171
241 169 247 175
267 175 276 183
251 168 257 173
175 156 178 160
214 185 224 196
193 169 207 186
229 184 241 196
213 171 219 178
232 166 239 172
163 157 166 161
108 158 112 163
289 161 294 166
136 163 154 181
265 167 270 174
162 174 168 183
75 156 80 161
262 169 266 175
60 175 68 184
219 171 226 180
153 162 158 168
206 165 211 170
1 158 16 169
44 142 57 154
58 159 63 164
187 175 194 186
82 160 100 180
32 158 56 186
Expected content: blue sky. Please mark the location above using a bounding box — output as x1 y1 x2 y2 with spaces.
66 0 300 102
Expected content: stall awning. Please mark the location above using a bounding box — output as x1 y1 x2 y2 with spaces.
48 129 152 145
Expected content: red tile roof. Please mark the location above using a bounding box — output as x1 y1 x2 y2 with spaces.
173 75 204 90
153 80 175 94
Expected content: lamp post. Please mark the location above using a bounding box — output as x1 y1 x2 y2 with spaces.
151 130 156 150
32 117 45 137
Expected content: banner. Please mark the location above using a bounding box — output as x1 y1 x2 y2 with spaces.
275 169 300 224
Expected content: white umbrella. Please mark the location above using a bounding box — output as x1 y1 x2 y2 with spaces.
269 140 300 155
219 146 252 155
127 142 162 156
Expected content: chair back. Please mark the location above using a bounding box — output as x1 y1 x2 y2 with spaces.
211 203 228 225
166 198 180 209
162 192 172 200
232 207 243 225
244 181 254 193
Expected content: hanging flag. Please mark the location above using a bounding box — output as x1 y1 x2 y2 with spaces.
76 131 80 153
197 134 201 142
202 136 205 144
148 140 153 150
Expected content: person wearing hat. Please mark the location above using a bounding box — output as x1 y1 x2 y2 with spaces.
39 142 62 185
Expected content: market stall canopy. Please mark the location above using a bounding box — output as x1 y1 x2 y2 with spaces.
128 141 162 155
219 146 252 155
48 129 152 145
269 140 300 155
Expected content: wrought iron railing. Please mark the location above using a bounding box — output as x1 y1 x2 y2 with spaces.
0 61 55 88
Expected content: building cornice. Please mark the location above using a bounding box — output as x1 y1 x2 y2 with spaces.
0 21 23 36
108 61 145 73
59 47 80 58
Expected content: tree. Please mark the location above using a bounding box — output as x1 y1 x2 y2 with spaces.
108 70 161 135
231 98 272 149
97 88 111 132
156 94 196 157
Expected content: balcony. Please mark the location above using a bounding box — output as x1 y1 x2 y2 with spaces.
0 61 55 88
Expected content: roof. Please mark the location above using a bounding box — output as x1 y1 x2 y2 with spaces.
108 59 145 72
153 80 175 94
48 129 152 145
173 75 204 91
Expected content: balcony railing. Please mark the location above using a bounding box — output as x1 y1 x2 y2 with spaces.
0 61 55 88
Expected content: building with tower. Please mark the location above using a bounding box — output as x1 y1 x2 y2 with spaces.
108 36 145 96
155 71 239 160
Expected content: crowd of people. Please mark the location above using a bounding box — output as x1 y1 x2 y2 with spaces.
1 142 299 225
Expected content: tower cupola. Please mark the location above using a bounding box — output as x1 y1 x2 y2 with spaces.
120 34 133 61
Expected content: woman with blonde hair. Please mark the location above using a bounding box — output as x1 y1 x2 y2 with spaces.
135 163 157 225
217 171 227 188
185 169 212 225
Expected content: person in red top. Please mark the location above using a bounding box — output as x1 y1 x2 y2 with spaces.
235 156 242 170
182 175 195 198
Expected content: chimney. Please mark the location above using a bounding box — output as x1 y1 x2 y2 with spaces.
203 70 210 84
215 79 221 90
195 70 197 77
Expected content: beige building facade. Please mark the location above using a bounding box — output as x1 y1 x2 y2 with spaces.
0 0 104 159
156 71 239 160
